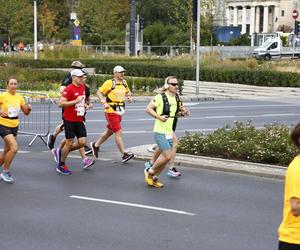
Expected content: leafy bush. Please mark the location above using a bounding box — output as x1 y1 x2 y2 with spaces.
0 66 177 94
178 121 297 166
227 34 251 46
1 58 300 87
144 22 189 54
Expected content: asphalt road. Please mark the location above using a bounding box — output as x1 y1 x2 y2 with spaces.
1 98 299 250
23 98 300 151
0 150 283 250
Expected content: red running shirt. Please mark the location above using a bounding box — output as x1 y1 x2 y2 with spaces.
62 83 86 122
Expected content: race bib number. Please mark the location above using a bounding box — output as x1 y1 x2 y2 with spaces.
77 106 85 116
76 95 85 116
116 106 125 116
8 107 19 118
165 134 173 140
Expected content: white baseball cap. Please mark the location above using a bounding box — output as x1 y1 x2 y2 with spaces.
71 69 85 77
113 65 126 73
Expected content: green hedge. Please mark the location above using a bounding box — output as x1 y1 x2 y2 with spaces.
1 58 300 87
178 121 297 166
0 66 178 93
201 68 300 87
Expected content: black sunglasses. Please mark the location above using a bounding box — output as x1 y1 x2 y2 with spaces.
169 83 178 86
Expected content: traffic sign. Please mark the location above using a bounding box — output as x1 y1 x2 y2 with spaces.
74 19 80 27
73 27 80 35
293 9 298 20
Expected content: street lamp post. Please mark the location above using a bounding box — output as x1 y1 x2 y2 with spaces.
129 0 136 56
34 0 38 60
196 0 201 95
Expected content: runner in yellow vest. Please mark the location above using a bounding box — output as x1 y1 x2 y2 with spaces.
90 65 134 163
144 76 181 188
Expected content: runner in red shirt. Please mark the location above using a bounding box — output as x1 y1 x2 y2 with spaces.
54 69 89 175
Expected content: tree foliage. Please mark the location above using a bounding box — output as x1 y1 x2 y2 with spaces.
0 0 33 44
76 0 129 44
0 0 219 46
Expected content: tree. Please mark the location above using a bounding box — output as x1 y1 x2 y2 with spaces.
167 0 192 33
39 1 58 42
137 0 170 26
192 0 217 46
77 0 130 44
0 0 33 48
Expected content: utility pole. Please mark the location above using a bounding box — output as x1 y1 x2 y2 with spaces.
34 0 38 60
130 0 136 56
196 0 201 96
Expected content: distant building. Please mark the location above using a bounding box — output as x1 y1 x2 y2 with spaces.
213 0 298 34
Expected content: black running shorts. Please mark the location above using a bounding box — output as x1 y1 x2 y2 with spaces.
63 120 86 139
0 124 18 138
278 241 300 250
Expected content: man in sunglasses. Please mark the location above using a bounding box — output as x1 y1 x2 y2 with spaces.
145 76 184 188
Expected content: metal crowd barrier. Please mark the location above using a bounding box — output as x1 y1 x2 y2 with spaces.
0 89 54 146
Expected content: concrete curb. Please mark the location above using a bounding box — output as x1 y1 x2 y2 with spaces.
127 144 286 180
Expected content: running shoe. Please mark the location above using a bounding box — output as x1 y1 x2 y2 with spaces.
144 161 153 169
0 172 14 183
152 179 164 188
167 167 181 178
47 134 56 150
90 142 99 158
82 158 95 169
56 164 72 175
122 152 134 163
52 148 61 163
84 145 92 155
147 145 157 153
152 176 164 188
144 168 153 186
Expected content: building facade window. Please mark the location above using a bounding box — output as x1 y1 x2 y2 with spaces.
281 10 284 16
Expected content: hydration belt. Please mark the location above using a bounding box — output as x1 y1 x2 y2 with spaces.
107 101 125 111
2 116 18 120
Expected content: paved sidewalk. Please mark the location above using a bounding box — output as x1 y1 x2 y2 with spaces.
128 144 286 180
182 81 300 101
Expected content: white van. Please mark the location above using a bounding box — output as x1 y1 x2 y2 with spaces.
253 37 300 60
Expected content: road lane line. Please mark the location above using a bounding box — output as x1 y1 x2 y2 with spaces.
18 113 300 124
70 195 196 216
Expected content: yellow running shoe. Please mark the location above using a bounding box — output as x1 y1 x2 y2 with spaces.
144 168 153 186
152 179 164 188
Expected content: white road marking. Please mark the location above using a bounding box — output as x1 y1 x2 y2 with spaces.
0 150 30 153
70 195 196 216
21 113 300 124
46 103 300 114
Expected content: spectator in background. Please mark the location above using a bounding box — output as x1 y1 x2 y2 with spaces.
3 42 8 53
38 41 44 52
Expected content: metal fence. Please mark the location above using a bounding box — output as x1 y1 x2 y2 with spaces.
74 44 256 58
0 90 53 146
1 43 259 58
